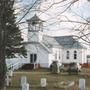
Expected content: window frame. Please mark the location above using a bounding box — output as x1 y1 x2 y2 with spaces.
55 51 57 60
66 51 70 59
59 50 60 60
74 50 77 59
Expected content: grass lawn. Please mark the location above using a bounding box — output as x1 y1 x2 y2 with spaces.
7 68 90 90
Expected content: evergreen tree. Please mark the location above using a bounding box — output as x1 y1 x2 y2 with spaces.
5 1 26 58
0 0 26 89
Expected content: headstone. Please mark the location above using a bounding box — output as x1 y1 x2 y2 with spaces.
57 63 60 73
5 75 11 86
21 76 27 87
26 83 29 90
79 78 85 90
6 75 9 86
22 83 29 90
40 78 47 87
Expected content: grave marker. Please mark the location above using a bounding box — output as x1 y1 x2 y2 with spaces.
79 78 85 90
22 83 29 90
40 78 47 87
5 75 11 86
21 76 27 87
6 75 9 86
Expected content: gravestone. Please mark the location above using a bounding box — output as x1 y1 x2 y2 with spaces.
21 76 27 87
5 75 9 86
22 83 29 90
40 78 47 87
57 63 60 73
5 74 11 86
79 78 85 90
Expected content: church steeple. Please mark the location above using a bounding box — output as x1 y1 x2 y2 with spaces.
27 14 44 31
27 14 44 42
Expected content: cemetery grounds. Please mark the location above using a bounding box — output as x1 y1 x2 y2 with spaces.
7 68 90 90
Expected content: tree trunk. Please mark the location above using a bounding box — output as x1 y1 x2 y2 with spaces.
0 46 6 89
0 28 7 90
0 0 14 89
0 17 7 90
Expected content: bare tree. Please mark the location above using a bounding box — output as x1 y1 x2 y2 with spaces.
36 0 90 45
17 0 90 46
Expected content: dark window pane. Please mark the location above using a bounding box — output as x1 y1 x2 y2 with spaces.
66 51 69 59
34 54 37 62
30 54 33 63
74 51 77 59
30 54 37 63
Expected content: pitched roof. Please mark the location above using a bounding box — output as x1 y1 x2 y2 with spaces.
42 35 85 49
42 35 62 48
54 36 84 48
27 14 44 22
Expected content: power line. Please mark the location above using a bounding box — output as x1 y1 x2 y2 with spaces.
16 0 40 24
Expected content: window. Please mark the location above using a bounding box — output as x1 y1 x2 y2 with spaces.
66 51 69 59
30 54 37 63
59 50 60 59
30 54 33 63
55 52 57 60
74 51 77 59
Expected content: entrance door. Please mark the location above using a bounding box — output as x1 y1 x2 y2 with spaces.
30 54 37 63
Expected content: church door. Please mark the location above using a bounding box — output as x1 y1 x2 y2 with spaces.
30 54 37 64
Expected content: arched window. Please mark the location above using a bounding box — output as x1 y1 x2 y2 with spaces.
66 51 69 59
74 51 77 59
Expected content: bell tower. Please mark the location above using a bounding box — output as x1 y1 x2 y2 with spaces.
27 14 44 42
26 15 44 69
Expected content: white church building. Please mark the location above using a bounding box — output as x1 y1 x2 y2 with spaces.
24 14 87 68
